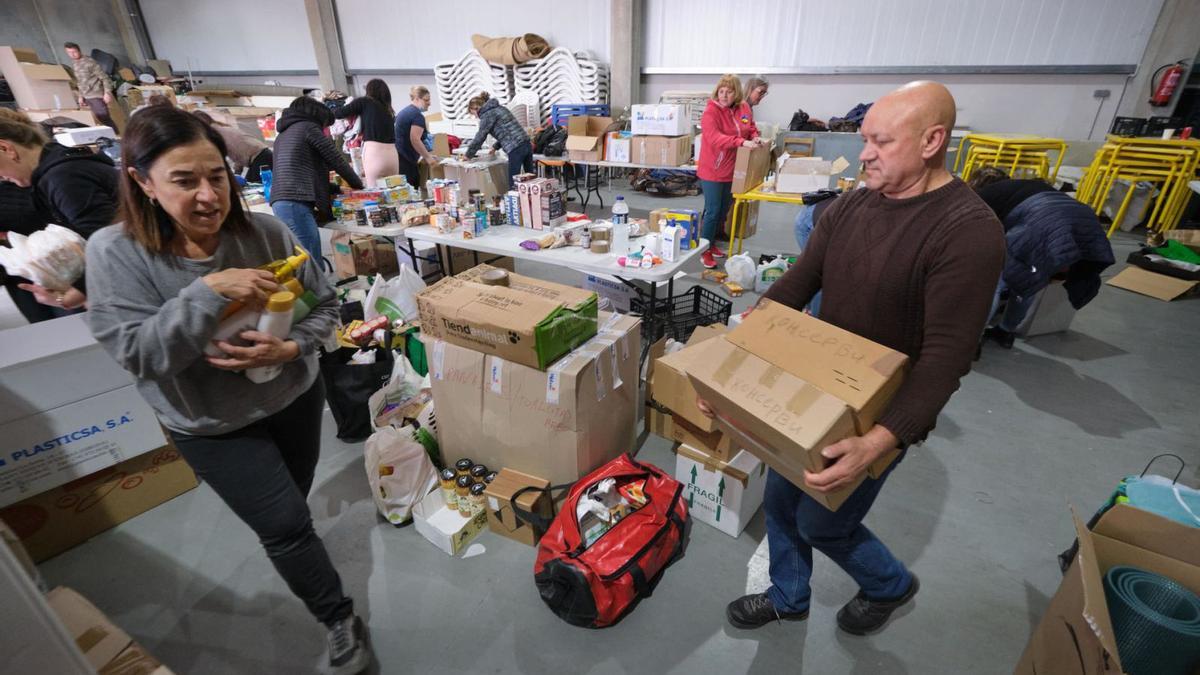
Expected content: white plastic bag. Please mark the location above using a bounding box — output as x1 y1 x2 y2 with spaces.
0 224 86 289
755 257 789 294
368 352 432 431
364 265 426 323
725 253 756 289
364 424 439 525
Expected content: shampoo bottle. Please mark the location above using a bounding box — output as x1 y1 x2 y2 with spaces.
246 291 296 383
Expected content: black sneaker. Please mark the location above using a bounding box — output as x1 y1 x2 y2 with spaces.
836 574 920 636
726 592 809 629
983 326 1015 349
322 615 372 675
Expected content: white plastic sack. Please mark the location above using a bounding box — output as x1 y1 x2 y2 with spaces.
0 224 86 289
364 424 439 525
725 253 756 289
364 266 425 323
755 257 789 294
368 352 432 431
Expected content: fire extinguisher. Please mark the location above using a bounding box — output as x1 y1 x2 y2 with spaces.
1149 61 1187 106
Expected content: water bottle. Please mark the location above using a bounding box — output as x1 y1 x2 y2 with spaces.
611 196 630 254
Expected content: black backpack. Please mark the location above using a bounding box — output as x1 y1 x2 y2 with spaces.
534 125 568 157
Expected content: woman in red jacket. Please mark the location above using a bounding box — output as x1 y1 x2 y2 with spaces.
697 74 767 268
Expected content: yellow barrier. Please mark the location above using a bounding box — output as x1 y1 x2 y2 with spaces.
1077 136 1200 236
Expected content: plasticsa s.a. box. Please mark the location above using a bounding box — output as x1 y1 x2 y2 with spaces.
416 264 599 370
685 300 908 511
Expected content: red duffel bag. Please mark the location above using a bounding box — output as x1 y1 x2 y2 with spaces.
531 453 690 628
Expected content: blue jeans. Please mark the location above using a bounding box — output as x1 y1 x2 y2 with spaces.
988 279 1036 332
272 200 321 259
700 179 734 243
764 455 912 614
793 206 823 317
506 141 535 184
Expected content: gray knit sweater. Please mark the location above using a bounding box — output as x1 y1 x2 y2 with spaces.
85 213 337 435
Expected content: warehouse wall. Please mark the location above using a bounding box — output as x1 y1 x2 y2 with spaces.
1115 0 1200 119
643 72 1129 141
0 0 132 66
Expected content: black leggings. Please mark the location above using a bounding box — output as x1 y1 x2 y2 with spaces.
169 379 353 626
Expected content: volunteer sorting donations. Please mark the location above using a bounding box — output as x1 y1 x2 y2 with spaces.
84 106 372 675
702 82 1005 634
394 85 438 189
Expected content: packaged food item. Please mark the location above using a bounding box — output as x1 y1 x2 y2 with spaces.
440 468 459 509
469 464 489 482
455 458 474 478
722 281 744 297
702 269 729 283
484 471 498 484
469 483 487 517
349 315 389 345
456 475 474 517
591 240 611 254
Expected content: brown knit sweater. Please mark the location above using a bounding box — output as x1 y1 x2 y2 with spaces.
764 177 1005 445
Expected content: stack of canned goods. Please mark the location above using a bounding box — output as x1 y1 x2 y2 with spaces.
438 457 498 519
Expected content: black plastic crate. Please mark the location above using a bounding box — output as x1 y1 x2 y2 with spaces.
1109 116 1146 137
630 285 732 344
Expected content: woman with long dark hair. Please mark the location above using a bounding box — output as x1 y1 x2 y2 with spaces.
334 78 398 186
85 106 372 675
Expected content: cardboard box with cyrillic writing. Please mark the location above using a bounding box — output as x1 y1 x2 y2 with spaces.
685 301 908 511
484 468 552 546
416 264 599 370
675 444 766 537
1015 504 1200 675
411 488 488 556
427 313 640 485
647 324 728 433
46 587 175 674
0 444 197 562
566 115 620 162
630 135 693 167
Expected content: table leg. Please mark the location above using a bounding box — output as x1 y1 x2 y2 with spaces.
729 199 743 255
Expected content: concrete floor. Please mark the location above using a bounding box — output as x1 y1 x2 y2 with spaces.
31 180 1200 674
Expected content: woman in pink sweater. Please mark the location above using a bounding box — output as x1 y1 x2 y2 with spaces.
697 74 767 268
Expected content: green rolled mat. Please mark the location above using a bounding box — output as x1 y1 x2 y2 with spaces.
1103 565 1200 675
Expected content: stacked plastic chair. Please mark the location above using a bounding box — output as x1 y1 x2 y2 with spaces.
434 50 513 121
1076 135 1200 237
506 89 541 131
955 133 1068 183
513 48 609 124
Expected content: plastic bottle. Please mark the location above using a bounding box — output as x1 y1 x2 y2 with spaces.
611 196 630 254
292 289 319 324
611 195 629 225
204 304 262 357
245 291 297 383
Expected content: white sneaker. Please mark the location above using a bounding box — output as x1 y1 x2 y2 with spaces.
320 615 372 675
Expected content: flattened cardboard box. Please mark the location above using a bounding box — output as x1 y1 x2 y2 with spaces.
484 468 553 546
1015 504 1200 675
417 264 599 370
427 314 640 485
1107 265 1198 301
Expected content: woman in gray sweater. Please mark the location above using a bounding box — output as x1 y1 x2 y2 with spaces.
85 107 371 675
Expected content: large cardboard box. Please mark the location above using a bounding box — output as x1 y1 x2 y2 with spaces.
0 316 169 509
732 145 772 194
1015 504 1200 675
0 47 76 110
648 324 728 433
631 135 693 167
442 158 509 202
631 104 692 136
582 272 639 313
675 444 767 537
484 468 553 546
0 445 197 562
685 301 908 511
566 115 620 162
428 313 640 485
775 156 850 194
47 587 174 674
417 264 600 370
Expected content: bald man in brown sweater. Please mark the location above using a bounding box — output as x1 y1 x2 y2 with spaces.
716 82 1005 634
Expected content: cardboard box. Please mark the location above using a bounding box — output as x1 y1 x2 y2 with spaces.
411 488 488 556
630 135 693 167
675 445 767 537
684 301 908 511
732 144 772 194
631 104 692 136
428 313 640 485
1165 228 1200 253
484 468 553 546
0 445 197 562
1015 504 1200 675
647 324 728 433
22 109 98 126
125 85 177 109
648 207 670 232
0 47 76 110
442 158 509 202
330 231 361 280
668 412 734 461
1107 265 1198 301
566 115 620 162
582 272 639 313
605 131 632 162
775 156 850 194
416 264 599 370
47 587 174 674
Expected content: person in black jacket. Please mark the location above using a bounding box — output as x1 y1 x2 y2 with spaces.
333 79 397 187
270 97 363 258
465 92 534 182
0 108 118 319
969 168 1115 348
